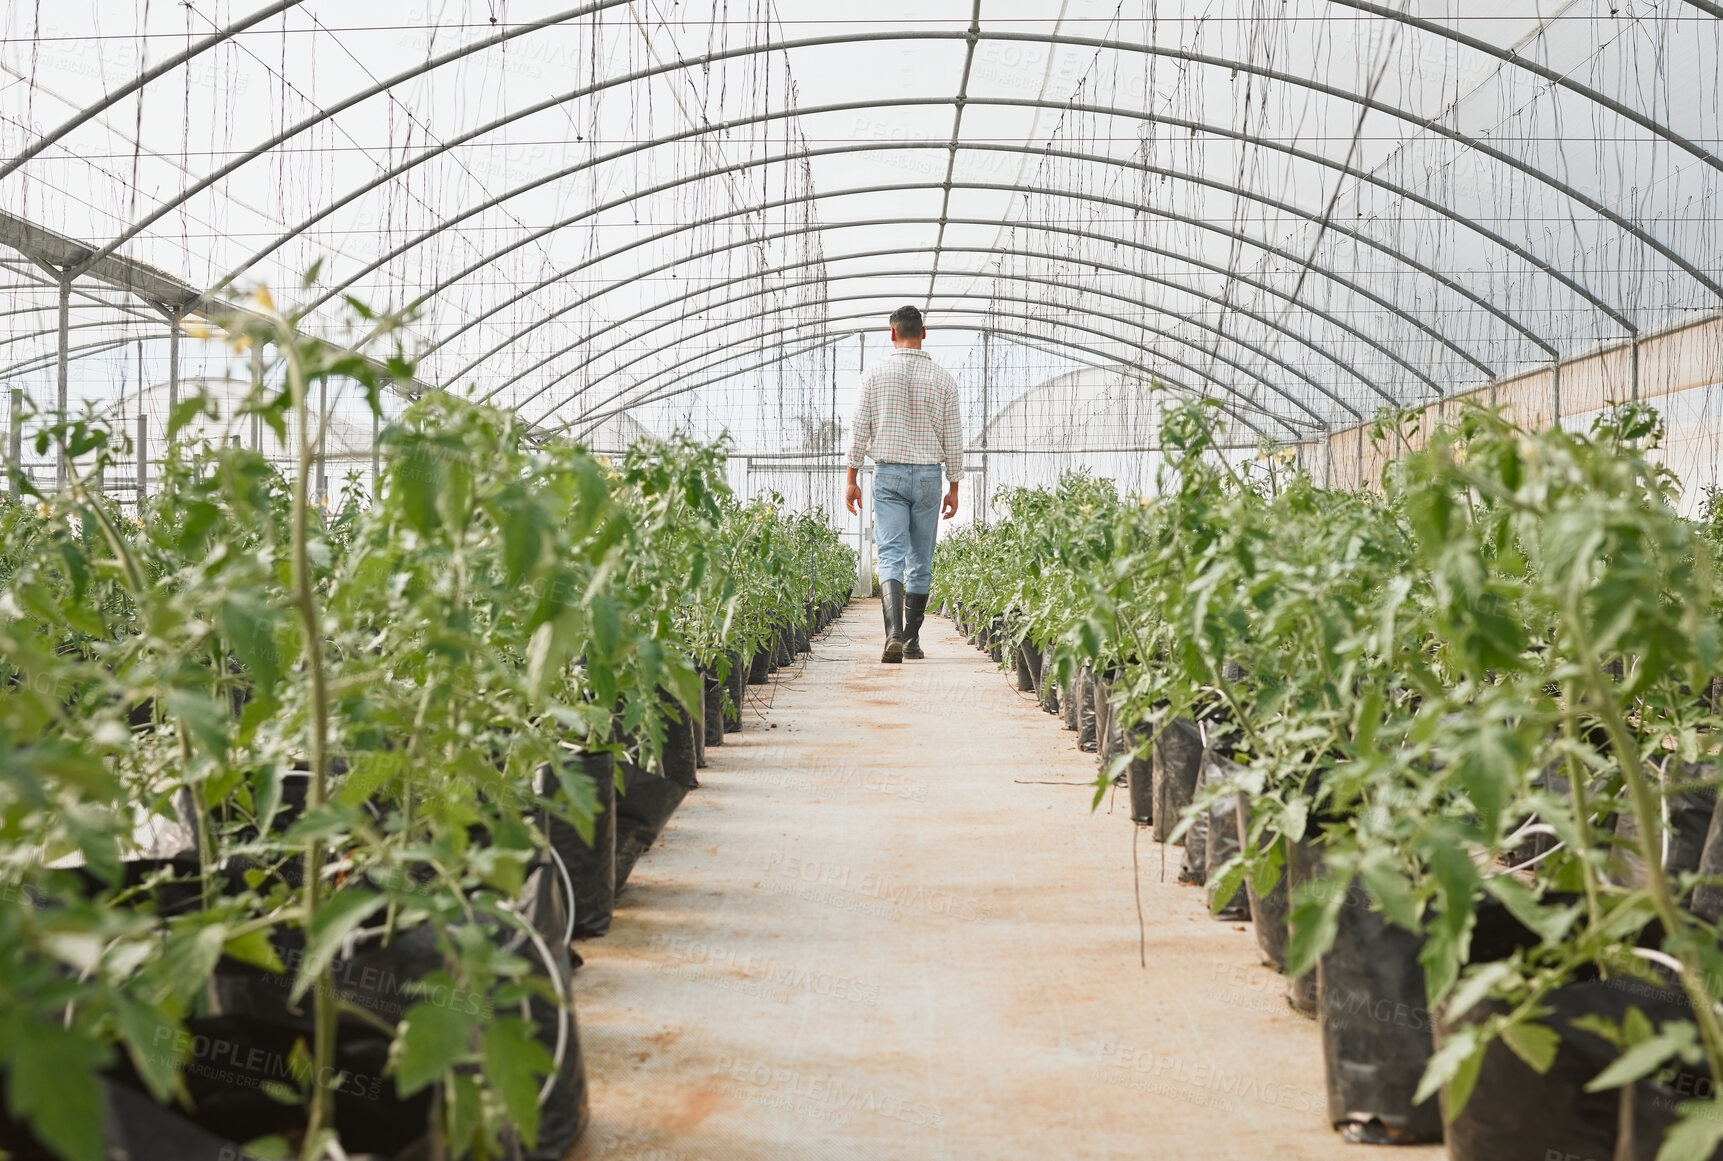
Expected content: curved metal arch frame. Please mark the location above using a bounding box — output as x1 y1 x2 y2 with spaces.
370 160 1552 412
402 163 1553 410
561 317 1282 446
0 317 163 357
552 298 1315 442
47 0 637 279
538 293 1326 438
1326 0 1723 180
0 337 151 387
297 102 1616 350
0 0 305 182
177 24 1716 321
431 212 1460 398
380 94 1630 352
516 274 1336 436
492 253 1381 424
35 19 1717 315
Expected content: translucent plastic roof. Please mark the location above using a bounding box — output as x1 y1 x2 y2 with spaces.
2 0 1720 462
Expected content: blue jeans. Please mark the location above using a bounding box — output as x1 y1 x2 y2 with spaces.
873 463 943 593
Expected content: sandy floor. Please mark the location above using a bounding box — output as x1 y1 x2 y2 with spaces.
564 602 1448 1161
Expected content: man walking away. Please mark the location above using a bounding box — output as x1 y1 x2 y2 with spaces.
844 305 964 664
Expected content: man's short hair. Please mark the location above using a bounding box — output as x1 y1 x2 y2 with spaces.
889 304 924 338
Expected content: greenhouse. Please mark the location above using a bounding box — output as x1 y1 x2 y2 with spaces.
4 1 1723 1158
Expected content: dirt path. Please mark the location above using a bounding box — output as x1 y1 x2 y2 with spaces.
565 602 1447 1161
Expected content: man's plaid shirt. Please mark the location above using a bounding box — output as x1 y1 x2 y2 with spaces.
845 348 965 482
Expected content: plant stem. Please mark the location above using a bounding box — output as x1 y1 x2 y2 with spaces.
1567 613 1723 1089
283 331 337 1161
1558 678 1605 933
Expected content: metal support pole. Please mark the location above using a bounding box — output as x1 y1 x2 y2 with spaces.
166 310 181 417
1552 359 1562 430
1630 334 1640 402
980 329 991 525
316 376 328 505
55 276 70 490
9 387 22 498
136 408 147 503
371 403 380 496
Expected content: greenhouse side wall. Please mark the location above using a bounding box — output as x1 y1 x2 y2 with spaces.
1319 313 1723 511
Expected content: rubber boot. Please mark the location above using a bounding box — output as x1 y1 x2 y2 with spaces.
902 592 929 659
880 580 906 664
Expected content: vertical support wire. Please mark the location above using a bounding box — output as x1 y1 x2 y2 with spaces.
55 277 70 491
8 387 22 499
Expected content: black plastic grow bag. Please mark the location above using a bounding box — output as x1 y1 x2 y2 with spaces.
1695 782 1723 922
1441 979 1657 1161
1239 805 1288 972
614 759 689 891
1318 877 1442 1144
1076 664 1099 752
1285 839 1321 1018
1188 749 1247 917
702 670 725 747
1038 646 1061 715
0 1075 256 1161
748 649 771 684
1022 639 1043 693
197 862 586 1159
660 697 698 790
541 751 616 940
1126 725 1155 826
725 650 746 732
1152 718 1203 847
1015 642 1036 692
1611 776 1715 891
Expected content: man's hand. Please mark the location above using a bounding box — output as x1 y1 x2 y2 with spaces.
845 481 863 515
942 483 960 520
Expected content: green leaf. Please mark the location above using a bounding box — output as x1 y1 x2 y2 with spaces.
1585 1020 1696 1092
1483 874 1575 944
501 498 548 586
110 998 181 1103
158 921 229 1003
392 999 477 1097
0 1014 109 1161
1285 876 1345 980
163 688 230 759
483 1017 555 1148
1444 961 1516 1024
1416 1023 1480 1111
1207 860 1248 917
220 592 283 696
167 391 210 440
1500 1021 1560 1074
240 1134 294 1160
291 890 385 1002
223 927 285 974
1359 858 1420 932
1660 1103 1723 1161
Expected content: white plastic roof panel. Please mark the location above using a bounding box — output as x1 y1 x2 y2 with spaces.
1 0 1719 486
